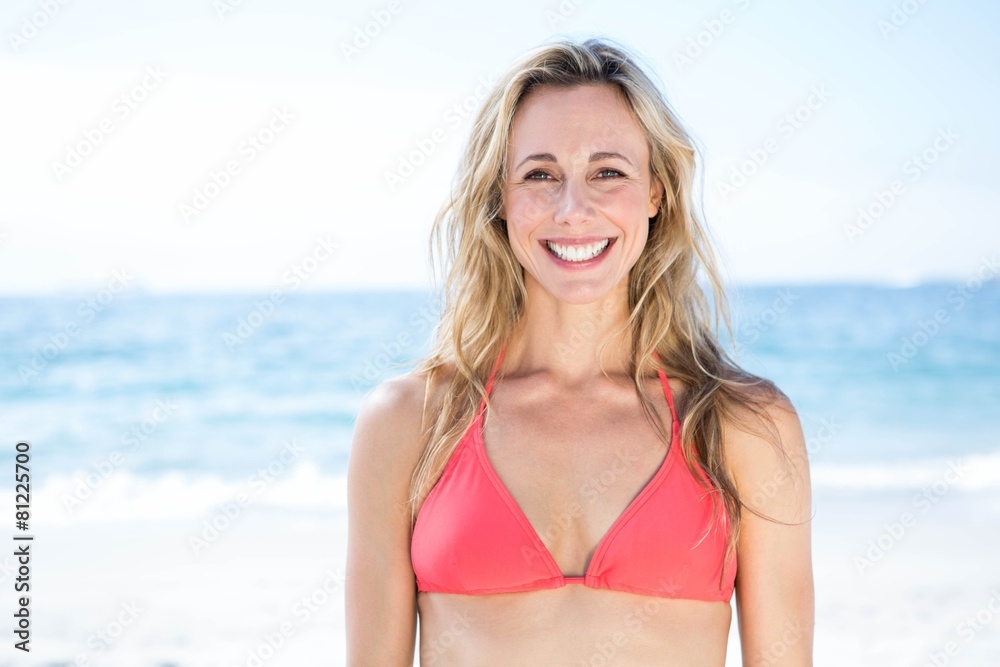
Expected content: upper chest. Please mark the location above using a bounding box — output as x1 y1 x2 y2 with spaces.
478 374 686 567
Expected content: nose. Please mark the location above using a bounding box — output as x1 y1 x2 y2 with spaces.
553 175 591 225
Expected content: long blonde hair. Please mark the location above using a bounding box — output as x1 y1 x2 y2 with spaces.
406 37 788 591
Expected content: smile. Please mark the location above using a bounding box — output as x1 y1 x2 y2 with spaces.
544 238 612 262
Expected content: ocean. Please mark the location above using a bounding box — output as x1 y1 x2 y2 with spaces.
1 281 998 665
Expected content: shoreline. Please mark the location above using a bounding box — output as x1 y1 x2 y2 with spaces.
11 485 1000 665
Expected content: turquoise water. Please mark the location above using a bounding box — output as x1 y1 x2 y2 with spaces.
1 282 997 486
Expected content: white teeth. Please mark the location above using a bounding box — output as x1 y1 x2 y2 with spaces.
545 239 610 262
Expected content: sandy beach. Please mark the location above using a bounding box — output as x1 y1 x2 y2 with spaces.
11 454 999 666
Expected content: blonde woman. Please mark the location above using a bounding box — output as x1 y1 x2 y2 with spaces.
347 37 813 666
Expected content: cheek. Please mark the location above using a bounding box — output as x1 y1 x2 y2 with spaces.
506 216 536 259
505 192 550 265
609 195 650 256
508 190 553 222
600 188 649 220
625 221 650 268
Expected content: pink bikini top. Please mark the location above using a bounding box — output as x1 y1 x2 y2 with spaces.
410 345 737 603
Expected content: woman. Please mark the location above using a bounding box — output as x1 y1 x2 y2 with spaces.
347 37 813 666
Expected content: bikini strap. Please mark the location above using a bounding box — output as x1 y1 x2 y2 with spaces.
477 343 507 417
486 344 507 395
652 349 678 426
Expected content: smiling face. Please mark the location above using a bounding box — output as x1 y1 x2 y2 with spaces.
500 83 663 305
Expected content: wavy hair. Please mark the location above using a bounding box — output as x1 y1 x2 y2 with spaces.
405 36 790 592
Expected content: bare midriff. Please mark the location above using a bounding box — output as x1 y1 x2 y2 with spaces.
417 585 732 666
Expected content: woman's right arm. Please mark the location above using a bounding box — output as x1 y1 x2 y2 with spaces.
346 374 428 665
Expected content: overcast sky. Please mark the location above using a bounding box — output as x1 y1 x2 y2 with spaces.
1 0 997 294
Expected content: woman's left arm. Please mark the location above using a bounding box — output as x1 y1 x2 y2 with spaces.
725 392 815 666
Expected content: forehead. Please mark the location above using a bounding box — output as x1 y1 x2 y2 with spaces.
508 84 648 161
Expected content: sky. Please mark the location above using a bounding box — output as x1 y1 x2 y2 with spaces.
0 0 997 294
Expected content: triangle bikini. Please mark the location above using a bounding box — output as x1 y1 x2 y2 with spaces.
410 344 737 603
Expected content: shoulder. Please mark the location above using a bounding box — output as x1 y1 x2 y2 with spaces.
719 382 810 516
349 362 457 483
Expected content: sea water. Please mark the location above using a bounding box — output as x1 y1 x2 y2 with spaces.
0 281 997 665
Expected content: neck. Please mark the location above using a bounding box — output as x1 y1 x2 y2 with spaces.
505 277 634 385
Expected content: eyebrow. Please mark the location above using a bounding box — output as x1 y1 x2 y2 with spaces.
514 151 634 170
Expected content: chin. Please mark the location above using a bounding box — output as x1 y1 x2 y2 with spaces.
543 281 617 306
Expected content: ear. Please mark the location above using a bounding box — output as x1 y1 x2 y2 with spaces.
647 176 665 218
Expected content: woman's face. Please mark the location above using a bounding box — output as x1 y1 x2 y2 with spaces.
500 83 663 305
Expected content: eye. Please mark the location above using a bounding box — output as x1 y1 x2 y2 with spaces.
597 168 625 178
524 170 552 181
